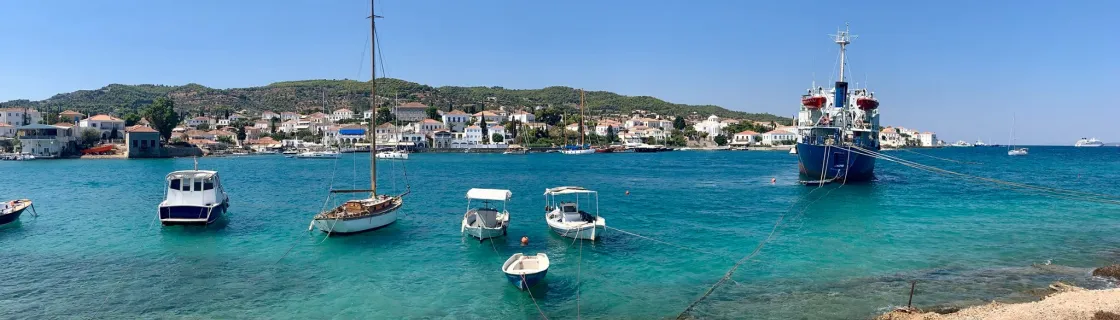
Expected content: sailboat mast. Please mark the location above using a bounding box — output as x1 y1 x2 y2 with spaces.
369 0 378 196
579 89 585 147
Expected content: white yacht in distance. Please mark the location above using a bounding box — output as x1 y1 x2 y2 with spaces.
974 139 987 147
294 150 341 159
951 140 973 147
158 160 229 225
1075 137 1103 147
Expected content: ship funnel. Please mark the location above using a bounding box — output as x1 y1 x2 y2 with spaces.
834 81 848 109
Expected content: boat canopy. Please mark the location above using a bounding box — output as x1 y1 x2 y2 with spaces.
467 188 512 201
544 186 596 195
166 170 218 180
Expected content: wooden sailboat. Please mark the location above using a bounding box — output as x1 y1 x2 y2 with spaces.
562 89 595 155
311 1 405 234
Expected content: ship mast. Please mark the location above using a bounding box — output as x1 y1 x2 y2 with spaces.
579 89 585 147
368 0 381 197
833 23 853 82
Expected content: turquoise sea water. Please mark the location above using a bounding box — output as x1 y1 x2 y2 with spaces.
2 147 1119 319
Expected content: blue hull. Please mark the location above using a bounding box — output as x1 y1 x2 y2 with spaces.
796 143 876 182
505 270 547 290
0 208 24 225
159 201 228 225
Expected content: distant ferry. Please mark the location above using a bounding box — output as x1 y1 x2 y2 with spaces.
974 139 987 147
1075 138 1103 147
951 140 973 147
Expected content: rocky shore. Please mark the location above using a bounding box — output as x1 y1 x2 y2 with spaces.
877 265 1120 320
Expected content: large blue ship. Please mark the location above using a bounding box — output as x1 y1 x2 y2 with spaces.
795 25 880 183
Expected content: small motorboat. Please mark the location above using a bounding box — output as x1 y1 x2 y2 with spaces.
461 188 512 240
158 160 229 225
1008 148 1028 156
543 186 606 240
376 150 409 160
502 253 550 290
789 147 797 154
0 199 34 225
503 144 528 155
561 148 595 155
294 151 341 159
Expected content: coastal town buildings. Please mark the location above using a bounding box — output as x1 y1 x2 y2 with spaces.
693 115 728 139
0 124 14 138
508 111 535 123
1 108 42 127
186 116 212 128
441 110 470 132
919 132 938 147
330 108 354 122
125 125 161 158
761 127 797 146
879 127 904 148
393 102 428 122
59 110 84 123
79 114 127 139
473 111 504 125
261 111 280 120
16 123 77 158
730 130 760 146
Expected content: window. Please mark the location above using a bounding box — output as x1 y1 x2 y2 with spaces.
132 140 138 147
183 179 192 191
169 179 182 190
193 181 203 191
141 140 147 147
202 179 215 190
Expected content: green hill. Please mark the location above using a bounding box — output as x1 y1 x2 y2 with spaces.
0 78 789 123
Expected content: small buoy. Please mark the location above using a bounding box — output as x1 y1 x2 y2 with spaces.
625 190 630 196
771 177 776 184
520 236 529 246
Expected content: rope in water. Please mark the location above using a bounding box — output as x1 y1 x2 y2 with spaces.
846 146 1120 205
606 226 736 261
522 274 549 320
676 147 835 319
898 148 981 165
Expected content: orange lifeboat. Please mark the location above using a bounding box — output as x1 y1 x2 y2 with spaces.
856 97 879 110
81 145 114 155
801 96 826 109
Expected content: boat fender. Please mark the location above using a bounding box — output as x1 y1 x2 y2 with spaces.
521 236 529 246
771 178 776 184
307 221 314 231
625 190 630 196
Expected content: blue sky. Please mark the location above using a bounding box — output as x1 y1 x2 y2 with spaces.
1 0 1117 144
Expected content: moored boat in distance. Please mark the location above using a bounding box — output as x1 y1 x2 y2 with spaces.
1008 148 1028 156
294 151 341 159
1 199 34 225
376 150 409 159
975 139 988 147
1075 138 1103 147
503 144 528 155
461 188 511 241
158 161 229 225
951 140 973 147
795 24 879 183
561 89 596 155
502 253 549 290
543 186 605 240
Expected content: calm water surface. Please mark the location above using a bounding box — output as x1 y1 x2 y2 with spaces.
2 147 1119 319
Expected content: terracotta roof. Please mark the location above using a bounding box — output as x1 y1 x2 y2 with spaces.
54 122 75 127
421 119 442 124
397 102 428 109
446 109 468 115
764 129 795 135
189 139 219 145
60 110 83 116
249 137 279 145
209 130 234 137
333 108 353 113
125 125 158 133
89 114 123 121
377 123 396 128
466 125 480 129
736 130 759 135
881 128 898 134
192 116 210 121
185 130 211 136
473 111 499 117
310 112 328 118
0 123 10 127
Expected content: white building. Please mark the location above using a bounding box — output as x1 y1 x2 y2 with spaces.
488 125 507 142
79 114 127 139
16 124 76 158
464 125 484 144
362 109 373 119
280 112 299 122
918 132 938 147
473 111 504 125
330 108 354 122
261 111 280 120
417 119 446 135
508 111 535 123
0 123 15 138
279 120 298 134
0 108 43 126
253 121 270 130
692 115 728 139
442 110 470 132
879 127 904 148
185 116 212 128
375 123 401 143
730 130 759 146
761 128 798 146
393 102 428 122
595 120 623 136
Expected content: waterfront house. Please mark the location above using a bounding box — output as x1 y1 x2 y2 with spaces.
618 132 642 144
879 127 904 148
918 132 938 147
488 125 507 142
254 120 270 130
441 110 470 132
508 110 535 123
244 127 261 141
472 111 504 125
432 130 453 148
125 125 161 158
464 125 484 144
186 130 215 141
228 113 246 122
279 120 298 134
393 102 428 122
693 115 729 140
0 124 15 138
595 120 622 136
0 108 42 127
261 111 280 120
79 114 127 139
730 130 760 147
335 125 367 145
280 112 299 122
362 109 373 119
216 118 231 127
375 123 401 143
417 119 446 134
210 130 236 145
60 110 84 123
308 112 330 124
16 123 76 158
330 108 354 122
185 116 212 128
761 128 798 146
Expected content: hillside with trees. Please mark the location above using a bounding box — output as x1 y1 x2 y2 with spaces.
0 78 790 123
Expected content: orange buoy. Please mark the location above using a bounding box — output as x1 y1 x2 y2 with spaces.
625 190 630 196
520 236 529 246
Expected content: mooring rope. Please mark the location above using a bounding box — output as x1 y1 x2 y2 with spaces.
522 274 549 320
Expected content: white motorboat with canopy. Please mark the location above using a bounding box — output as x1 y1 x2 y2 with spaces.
461 188 511 240
158 159 229 225
543 186 605 240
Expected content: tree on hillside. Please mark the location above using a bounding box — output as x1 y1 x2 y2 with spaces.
535 107 562 126
714 134 728 146
234 123 247 142
505 120 520 142
480 116 489 144
140 97 181 142
425 106 439 120
606 125 617 143
269 117 278 134
445 102 453 112
196 123 210 131
376 106 395 125
123 113 141 126
466 104 478 114
673 116 686 130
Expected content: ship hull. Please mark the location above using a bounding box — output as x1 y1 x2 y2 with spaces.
795 143 876 183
